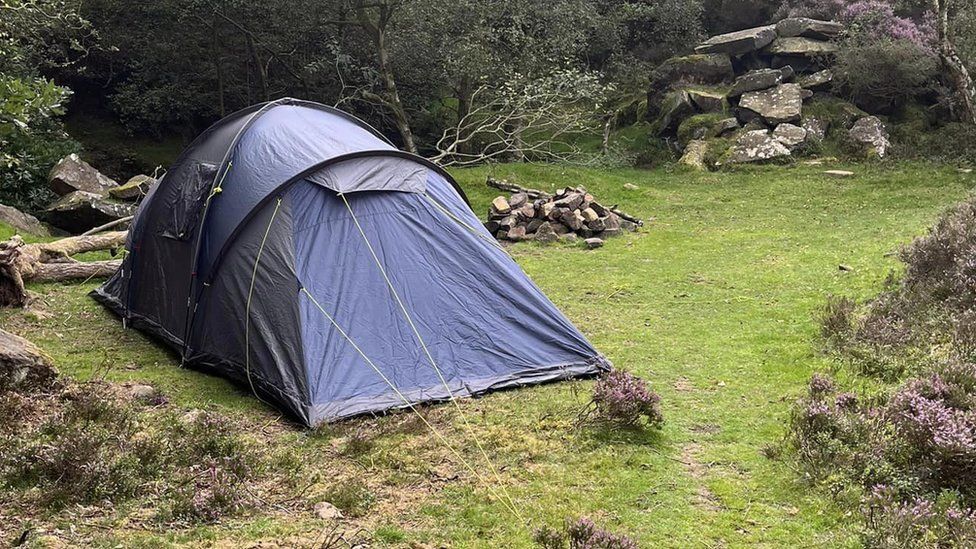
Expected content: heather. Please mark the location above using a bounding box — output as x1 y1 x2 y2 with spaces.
584 370 664 429
534 517 639 549
790 193 976 545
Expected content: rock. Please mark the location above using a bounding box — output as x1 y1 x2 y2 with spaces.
47 154 118 196
623 183 640 190
558 233 578 243
771 55 815 73
499 215 518 230
687 89 726 113
483 220 500 234
775 17 844 40
765 37 838 56
801 116 827 141
581 207 599 222
679 139 709 171
314 501 343 520
798 69 832 91
0 203 52 236
695 25 777 55
848 116 890 159
506 225 527 241
535 222 558 243
554 192 584 211
517 204 535 220
708 117 740 138
739 83 802 125
109 174 156 201
526 219 543 233
727 130 792 164
540 202 556 219
44 191 137 234
584 237 605 249
560 209 585 231
508 192 528 209
824 170 855 178
653 90 696 134
588 217 607 232
648 54 735 93
728 68 789 97
126 384 157 401
772 123 807 149
742 118 768 132
490 196 511 215
0 328 57 392
620 219 639 232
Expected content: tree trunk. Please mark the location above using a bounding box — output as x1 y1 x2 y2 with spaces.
456 76 474 156
247 34 269 102
0 232 127 307
935 0 976 124
375 28 417 153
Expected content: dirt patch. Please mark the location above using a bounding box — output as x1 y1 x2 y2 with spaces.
681 443 723 512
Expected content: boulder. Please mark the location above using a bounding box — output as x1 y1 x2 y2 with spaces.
649 53 735 91
687 89 726 112
742 118 769 132
109 174 157 201
653 90 696 135
508 192 528 209
535 222 558 243
765 37 838 56
584 237 605 249
47 154 118 196
848 116 890 159
775 17 844 40
738 83 802 125
727 130 792 164
679 140 709 171
772 123 808 149
798 69 832 91
1 328 57 393
314 501 343 520
44 191 137 234
801 116 827 141
728 68 789 97
0 203 52 236
708 117 740 138
695 25 777 55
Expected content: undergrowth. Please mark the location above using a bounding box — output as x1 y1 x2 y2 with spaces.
790 193 976 546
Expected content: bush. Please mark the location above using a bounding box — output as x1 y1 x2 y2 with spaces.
832 35 939 113
0 76 78 212
533 517 638 549
589 370 663 428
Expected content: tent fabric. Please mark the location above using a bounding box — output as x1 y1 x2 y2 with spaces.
93 98 610 426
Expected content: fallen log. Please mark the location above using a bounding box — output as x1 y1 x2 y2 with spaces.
0 231 126 307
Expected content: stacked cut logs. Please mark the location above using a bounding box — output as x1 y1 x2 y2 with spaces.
483 178 641 246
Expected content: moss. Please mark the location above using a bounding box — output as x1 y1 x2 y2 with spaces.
803 96 867 137
704 136 735 167
677 113 729 146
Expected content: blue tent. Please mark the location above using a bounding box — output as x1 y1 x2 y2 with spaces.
94 98 610 426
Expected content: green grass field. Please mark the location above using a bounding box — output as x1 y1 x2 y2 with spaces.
2 161 974 547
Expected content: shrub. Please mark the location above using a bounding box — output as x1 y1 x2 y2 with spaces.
832 35 938 113
589 370 663 428
533 517 638 549
169 458 252 523
321 479 375 518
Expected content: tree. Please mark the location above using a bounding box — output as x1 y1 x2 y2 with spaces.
933 0 976 123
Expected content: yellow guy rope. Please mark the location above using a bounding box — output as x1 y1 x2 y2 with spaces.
298 287 521 518
243 196 283 405
339 192 524 522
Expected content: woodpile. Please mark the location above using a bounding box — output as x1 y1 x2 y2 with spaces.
483 178 641 247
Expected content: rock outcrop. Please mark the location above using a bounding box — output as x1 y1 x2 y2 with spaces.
643 16 894 168
109 174 157 201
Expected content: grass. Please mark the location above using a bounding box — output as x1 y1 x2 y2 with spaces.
2 160 975 547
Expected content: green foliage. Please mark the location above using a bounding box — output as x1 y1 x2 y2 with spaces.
677 113 728 146
0 76 77 212
832 35 939 113
320 479 374 518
